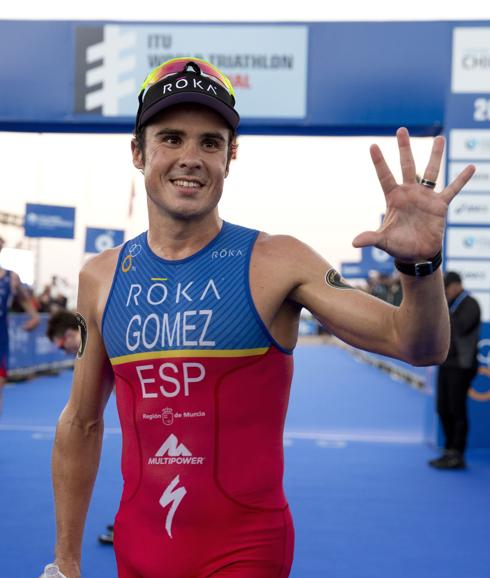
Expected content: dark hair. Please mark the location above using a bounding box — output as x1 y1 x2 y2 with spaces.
444 271 462 288
46 310 79 341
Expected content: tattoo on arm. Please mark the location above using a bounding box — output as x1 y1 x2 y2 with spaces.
325 268 354 290
75 313 88 359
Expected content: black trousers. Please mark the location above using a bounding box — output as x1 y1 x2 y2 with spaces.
436 366 475 454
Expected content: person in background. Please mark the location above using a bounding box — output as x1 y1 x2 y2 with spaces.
0 236 40 413
429 271 481 470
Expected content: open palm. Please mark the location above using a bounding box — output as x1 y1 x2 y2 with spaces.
353 127 475 262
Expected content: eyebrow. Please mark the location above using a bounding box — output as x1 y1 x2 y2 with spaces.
155 128 227 142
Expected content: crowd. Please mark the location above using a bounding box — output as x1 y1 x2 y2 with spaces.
9 275 69 314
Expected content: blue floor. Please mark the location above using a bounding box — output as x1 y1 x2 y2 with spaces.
1 344 489 578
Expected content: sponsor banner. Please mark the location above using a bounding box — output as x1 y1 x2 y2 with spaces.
472 291 490 323
85 227 125 253
24 203 76 239
8 313 68 371
449 129 490 160
75 24 308 120
446 227 490 258
448 193 490 224
445 259 490 291
452 27 490 94
341 262 365 279
449 162 490 193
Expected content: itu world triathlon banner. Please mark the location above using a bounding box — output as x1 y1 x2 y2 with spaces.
74 24 308 121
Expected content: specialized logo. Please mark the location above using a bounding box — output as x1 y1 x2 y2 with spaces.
149 434 204 465
159 475 187 538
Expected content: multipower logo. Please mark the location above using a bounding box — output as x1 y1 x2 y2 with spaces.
75 26 137 116
149 434 205 465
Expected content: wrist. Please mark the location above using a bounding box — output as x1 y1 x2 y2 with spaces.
394 250 442 277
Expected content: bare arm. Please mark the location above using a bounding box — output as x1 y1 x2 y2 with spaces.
262 130 475 364
288 240 448 365
10 272 40 330
52 257 115 577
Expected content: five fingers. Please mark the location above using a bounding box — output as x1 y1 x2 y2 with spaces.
372 128 475 202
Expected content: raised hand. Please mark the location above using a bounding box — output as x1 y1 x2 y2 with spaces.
352 127 475 262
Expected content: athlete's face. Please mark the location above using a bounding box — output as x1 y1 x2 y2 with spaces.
54 328 80 355
132 104 231 221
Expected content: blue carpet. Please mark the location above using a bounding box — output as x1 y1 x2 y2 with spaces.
0 345 489 578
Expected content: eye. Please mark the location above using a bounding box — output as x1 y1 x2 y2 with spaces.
161 134 181 145
202 138 222 150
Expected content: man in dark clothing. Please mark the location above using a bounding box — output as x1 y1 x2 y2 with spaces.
429 271 481 470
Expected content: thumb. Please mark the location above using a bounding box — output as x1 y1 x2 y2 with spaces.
352 230 382 248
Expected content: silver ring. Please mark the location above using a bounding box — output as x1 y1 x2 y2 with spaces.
420 178 436 189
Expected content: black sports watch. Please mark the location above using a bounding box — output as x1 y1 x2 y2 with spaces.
394 251 442 277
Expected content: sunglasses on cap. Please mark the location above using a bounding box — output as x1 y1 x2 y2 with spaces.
140 57 235 99
135 57 240 132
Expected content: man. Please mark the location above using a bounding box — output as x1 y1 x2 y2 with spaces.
51 57 475 578
47 310 81 355
0 237 40 412
429 271 481 470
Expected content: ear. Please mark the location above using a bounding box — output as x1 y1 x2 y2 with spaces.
131 138 144 171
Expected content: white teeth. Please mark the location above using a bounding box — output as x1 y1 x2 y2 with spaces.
173 180 200 188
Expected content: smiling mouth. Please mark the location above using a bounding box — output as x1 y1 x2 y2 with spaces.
171 179 203 189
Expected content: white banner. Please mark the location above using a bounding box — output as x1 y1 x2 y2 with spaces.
452 27 490 94
77 24 308 120
449 129 490 161
445 259 490 291
448 193 490 224
449 162 490 193
446 227 490 258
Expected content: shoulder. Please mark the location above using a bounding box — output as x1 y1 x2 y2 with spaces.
466 294 482 313
254 232 320 261
9 270 20 290
78 246 123 325
79 246 122 284
254 232 330 277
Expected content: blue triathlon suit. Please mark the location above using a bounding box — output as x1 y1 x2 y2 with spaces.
102 222 295 577
0 270 11 377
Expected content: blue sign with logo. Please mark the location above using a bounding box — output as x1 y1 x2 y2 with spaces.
85 227 125 253
341 247 394 279
24 203 76 239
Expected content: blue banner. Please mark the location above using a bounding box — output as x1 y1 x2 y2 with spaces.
85 227 125 253
24 203 76 239
341 247 394 279
8 314 71 376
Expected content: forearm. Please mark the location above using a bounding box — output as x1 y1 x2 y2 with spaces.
52 407 104 564
394 269 449 365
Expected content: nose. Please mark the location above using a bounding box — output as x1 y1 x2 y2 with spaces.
178 140 203 170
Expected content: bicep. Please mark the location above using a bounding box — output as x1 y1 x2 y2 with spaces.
63 270 114 424
289 251 399 356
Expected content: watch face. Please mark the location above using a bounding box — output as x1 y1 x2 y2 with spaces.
414 262 433 277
